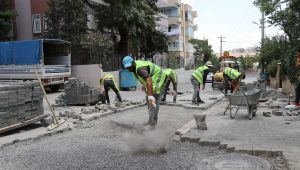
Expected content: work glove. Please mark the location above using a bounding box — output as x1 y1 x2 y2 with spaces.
147 96 156 106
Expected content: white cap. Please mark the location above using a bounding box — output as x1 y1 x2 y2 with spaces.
205 61 213 67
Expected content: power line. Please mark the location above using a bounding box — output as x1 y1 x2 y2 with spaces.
217 35 226 57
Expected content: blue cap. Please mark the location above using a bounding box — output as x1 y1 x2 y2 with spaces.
122 56 134 68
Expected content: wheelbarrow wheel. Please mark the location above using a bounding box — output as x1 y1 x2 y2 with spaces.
248 106 254 120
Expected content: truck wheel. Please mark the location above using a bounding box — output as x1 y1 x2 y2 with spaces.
50 85 60 92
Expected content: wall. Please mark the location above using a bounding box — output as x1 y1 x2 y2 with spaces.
71 65 194 88
282 78 296 96
15 0 33 40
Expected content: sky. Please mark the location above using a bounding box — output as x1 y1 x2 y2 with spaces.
181 0 283 53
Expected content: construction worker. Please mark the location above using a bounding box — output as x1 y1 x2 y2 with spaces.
191 61 213 105
162 68 177 102
122 56 166 127
99 74 122 104
223 67 245 95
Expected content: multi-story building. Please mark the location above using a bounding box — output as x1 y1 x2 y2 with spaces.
157 0 198 68
10 0 48 40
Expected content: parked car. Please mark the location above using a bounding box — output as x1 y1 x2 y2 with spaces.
206 72 214 83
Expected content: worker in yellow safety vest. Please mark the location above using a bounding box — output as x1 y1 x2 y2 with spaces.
162 68 177 102
122 56 166 127
223 67 245 95
191 61 213 105
99 74 122 104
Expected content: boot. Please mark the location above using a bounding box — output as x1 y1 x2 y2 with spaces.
197 98 205 104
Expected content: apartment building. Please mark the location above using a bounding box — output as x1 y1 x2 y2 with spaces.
10 0 48 40
157 0 198 67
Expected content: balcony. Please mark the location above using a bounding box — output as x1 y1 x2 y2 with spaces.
158 0 181 8
193 24 198 31
169 16 182 24
166 28 181 36
192 11 198 18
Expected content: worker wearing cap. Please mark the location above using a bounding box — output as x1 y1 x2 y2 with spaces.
99 74 122 104
191 61 213 105
122 56 166 127
223 67 245 95
162 68 177 102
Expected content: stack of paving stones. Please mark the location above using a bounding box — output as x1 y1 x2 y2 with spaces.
57 78 100 106
0 81 44 129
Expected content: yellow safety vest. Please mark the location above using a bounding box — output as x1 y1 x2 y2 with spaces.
224 67 241 79
192 65 208 85
100 74 119 91
134 60 166 94
164 68 177 83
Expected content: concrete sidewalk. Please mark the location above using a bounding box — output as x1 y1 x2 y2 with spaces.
180 98 300 170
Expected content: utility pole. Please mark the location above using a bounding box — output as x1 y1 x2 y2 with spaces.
217 35 226 57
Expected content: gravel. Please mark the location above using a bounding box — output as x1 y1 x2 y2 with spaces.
0 105 281 170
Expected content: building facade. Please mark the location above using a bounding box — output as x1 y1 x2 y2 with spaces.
157 0 198 68
10 0 48 40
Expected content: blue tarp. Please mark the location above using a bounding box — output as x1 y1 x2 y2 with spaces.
0 40 42 65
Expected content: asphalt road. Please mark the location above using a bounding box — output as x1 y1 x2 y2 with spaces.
0 105 267 170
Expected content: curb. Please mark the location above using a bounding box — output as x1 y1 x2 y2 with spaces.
83 103 146 122
0 126 72 149
0 103 146 149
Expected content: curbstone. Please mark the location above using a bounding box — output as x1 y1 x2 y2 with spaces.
219 143 227 150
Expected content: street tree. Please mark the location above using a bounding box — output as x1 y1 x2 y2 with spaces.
0 0 15 40
45 0 87 45
189 39 214 66
254 0 300 46
87 0 168 58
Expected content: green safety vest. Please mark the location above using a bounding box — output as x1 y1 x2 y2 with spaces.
224 67 241 79
134 60 166 94
100 74 119 91
164 68 177 83
192 65 208 85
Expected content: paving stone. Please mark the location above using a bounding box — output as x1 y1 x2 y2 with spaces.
40 115 54 127
272 110 283 116
263 112 271 117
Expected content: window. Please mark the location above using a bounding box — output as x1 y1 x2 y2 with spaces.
33 14 41 33
43 14 48 32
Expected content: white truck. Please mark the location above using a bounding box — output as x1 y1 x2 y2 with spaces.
0 39 71 92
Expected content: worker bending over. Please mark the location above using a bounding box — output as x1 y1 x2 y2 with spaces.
122 56 166 127
223 67 245 95
190 61 213 105
162 68 177 102
99 74 122 104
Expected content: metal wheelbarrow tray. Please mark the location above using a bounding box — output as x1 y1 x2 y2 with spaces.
224 89 262 120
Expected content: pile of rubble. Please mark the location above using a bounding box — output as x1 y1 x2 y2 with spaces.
0 81 44 128
55 78 100 106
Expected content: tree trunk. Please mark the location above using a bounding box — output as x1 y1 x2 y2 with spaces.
119 29 129 58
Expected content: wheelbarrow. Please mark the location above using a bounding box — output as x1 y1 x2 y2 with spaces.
224 89 262 120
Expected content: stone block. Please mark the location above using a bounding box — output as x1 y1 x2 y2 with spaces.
263 112 271 117
41 115 54 127
194 114 206 122
272 110 283 116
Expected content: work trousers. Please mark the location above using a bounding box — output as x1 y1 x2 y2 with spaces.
162 79 176 102
190 76 202 103
102 80 122 104
146 82 166 125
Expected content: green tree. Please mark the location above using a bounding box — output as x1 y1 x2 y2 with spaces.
166 52 179 69
0 0 15 40
189 39 214 66
45 0 87 44
254 0 300 46
243 55 260 70
87 0 167 58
